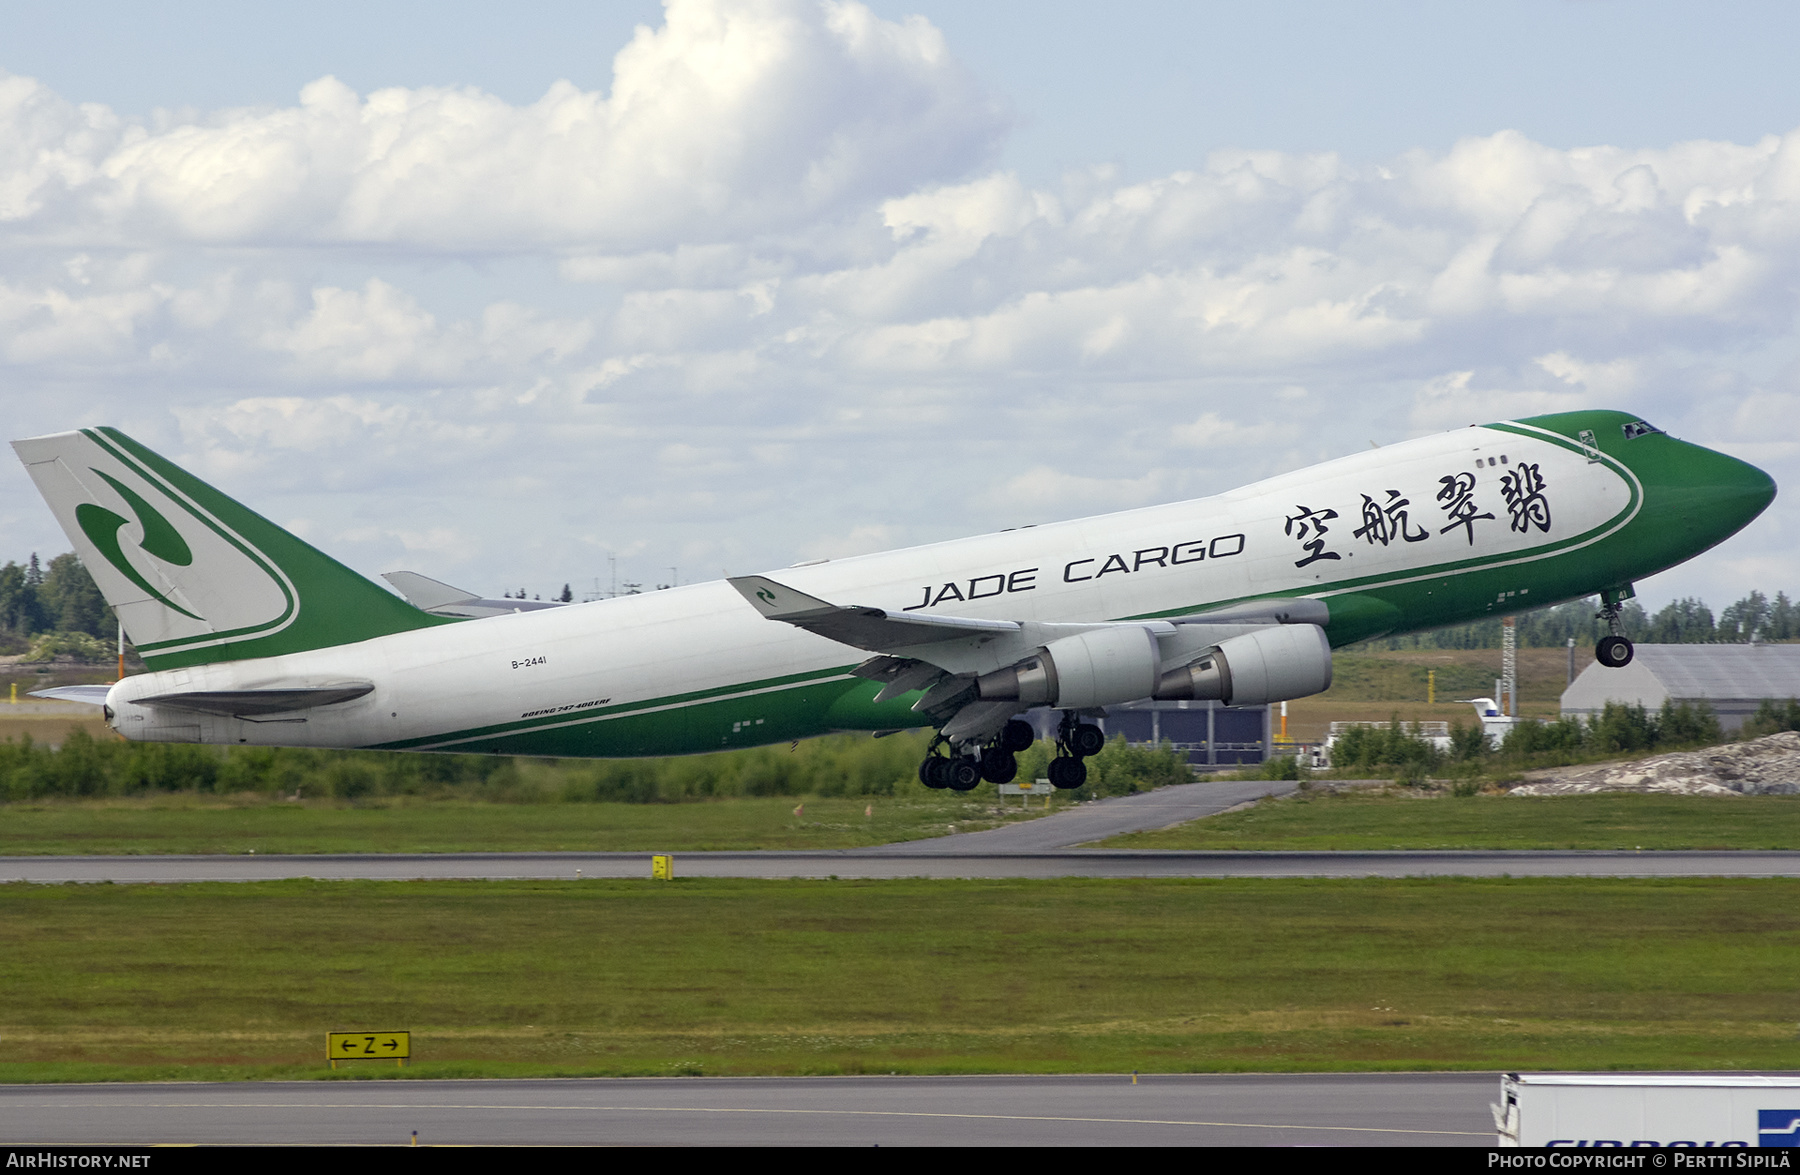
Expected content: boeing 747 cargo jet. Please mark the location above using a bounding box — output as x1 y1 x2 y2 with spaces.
13 411 1774 790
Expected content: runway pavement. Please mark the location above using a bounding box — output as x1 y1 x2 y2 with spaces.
0 1073 1500 1146
881 777 1301 851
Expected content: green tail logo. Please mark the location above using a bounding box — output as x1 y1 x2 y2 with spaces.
15 426 450 669
75 468 203 621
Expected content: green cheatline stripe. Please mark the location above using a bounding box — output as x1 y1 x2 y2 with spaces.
1134 423 1640 616
82 427 300 652
368 665 863 751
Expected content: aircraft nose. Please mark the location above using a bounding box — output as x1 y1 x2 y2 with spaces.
1708 446 1775 528
1667 441 1776 545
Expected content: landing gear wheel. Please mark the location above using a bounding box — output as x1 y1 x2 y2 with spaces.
920 757 951 789
980 747 1018 784
947 759 982 792
1047 757 1087 789
1596 635 1634 668
1067 722 1106 759
1000 719 1035 754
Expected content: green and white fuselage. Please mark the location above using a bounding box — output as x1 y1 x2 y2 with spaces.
11 410 1774 758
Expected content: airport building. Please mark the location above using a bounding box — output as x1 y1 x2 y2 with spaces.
1561 643 1800 731
1024 700 1273 768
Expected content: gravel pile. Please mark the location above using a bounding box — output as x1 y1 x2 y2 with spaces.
1510 731 1800 796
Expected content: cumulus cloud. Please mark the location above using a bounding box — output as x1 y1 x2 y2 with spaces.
0 0 1005 251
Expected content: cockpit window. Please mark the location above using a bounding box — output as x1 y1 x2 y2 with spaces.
1622 420 1663 440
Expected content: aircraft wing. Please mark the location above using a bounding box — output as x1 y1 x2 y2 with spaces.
729 575 1328 740
727 575 1021 651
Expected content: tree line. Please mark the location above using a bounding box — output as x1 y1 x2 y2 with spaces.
0 728 1188 804
1367 591 1798 651
0 554 112 655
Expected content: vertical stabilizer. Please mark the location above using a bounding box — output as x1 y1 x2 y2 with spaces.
11 427 448 669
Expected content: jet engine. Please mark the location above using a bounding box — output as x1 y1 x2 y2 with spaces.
975 623 1331 710
1152 624 1332 706
975 626 1158 710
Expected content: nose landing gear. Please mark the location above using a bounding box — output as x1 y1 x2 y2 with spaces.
1596 595 1635 668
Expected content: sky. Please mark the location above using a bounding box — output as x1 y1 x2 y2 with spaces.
2 0 1798 609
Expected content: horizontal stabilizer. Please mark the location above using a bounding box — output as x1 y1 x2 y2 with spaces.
137 683 375 717
29 685 114 706
728 575 1019 652
382 569 566 619
381 571 480 610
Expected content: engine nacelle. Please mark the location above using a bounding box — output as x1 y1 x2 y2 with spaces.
1152 624 1332 706
976 623 1333 711
975 626 1161 710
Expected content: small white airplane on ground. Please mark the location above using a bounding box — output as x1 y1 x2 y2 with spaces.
14 411 1773 790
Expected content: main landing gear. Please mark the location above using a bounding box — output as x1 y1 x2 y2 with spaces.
1046 712 1106 790
1596 597 1635 668
917 718 1042 792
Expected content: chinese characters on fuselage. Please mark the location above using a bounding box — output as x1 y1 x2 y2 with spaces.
1283 464 1549 568
1353 490 1429 546
1284 506 1341 568
1500 463 1552 533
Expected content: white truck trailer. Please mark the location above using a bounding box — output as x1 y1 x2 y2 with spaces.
1496 1073 1800 1148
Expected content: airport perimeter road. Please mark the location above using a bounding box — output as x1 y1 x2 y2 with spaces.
8 848 1800 882
0 1073 1498 1146
882 778 1302 851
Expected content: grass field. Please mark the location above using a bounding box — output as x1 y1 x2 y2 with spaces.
0 793 1059 856
1281 646 1586 740
1 876 1796 1082
8 781 1800 856
1100 790 1800 851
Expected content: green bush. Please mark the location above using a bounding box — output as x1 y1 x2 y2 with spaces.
21 630 111 663
1329 717 1442 774
1743 698 1800 738
1257 754 1306 781
1659 700 1723 748
1588 701 1658 754
1498 715 1585 758
1448 720 1490 762
1015 735 1193 800
0 730 940 805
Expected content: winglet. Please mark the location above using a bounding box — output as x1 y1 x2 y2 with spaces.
727 575 838 620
